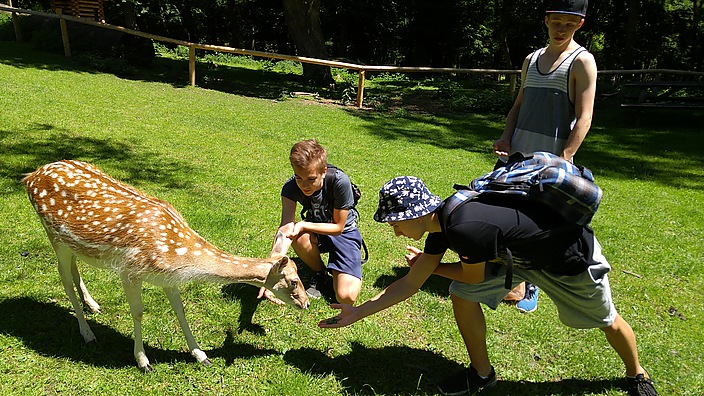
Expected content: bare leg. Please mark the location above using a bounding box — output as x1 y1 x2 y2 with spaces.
331 271 361 305
451 294 492 376
291 232 325 272
600 314 646 377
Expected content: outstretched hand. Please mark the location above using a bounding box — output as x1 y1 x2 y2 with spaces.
318 303 358 328
258 286 285 305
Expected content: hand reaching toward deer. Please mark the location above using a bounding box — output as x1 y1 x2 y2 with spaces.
317 303 359 328
258 287 285 305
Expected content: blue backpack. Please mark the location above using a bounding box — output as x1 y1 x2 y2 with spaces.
443 152 603 288
446 151 602 227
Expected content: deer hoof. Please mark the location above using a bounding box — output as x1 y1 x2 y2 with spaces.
202 358 212 366
140 364 154 373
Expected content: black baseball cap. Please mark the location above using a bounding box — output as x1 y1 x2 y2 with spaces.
546 0 588 17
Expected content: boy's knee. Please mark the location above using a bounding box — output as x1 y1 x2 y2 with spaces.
450 293 479 306
292 232 315 249
600 315 628 334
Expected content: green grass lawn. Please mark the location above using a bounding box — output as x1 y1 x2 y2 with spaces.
1 40 703 395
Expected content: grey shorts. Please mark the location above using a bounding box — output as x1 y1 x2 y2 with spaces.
449 237 617 329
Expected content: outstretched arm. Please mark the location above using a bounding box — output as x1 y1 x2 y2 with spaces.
318 252 443 328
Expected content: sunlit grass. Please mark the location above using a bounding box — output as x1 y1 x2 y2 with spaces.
1 40 702 395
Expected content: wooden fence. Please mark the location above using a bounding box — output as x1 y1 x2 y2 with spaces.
3 3 703 109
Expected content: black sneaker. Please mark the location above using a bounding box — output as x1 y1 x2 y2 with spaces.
305 272 326 299
438 366 497 395
627 373 658 396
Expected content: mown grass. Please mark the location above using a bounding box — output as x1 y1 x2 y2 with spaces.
1 40 703 395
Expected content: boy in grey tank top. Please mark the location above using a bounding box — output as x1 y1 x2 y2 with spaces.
492 0 598 315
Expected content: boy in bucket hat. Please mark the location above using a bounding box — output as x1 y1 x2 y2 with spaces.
493 0 596 313
319 176 658 396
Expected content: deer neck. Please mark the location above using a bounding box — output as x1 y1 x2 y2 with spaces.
165 238 276 286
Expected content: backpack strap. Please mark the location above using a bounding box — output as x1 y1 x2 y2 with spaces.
360 238 368 265
323 164 369 265
323 165 337 210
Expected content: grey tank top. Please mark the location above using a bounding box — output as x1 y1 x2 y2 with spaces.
510 46 587 157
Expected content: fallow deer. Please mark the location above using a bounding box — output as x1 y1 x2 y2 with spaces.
22 160 309 372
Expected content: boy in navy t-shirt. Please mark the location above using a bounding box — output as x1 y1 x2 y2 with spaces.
269 139 363 305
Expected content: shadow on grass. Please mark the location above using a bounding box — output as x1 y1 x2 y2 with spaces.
574 106 704 190
0 297 280 369
0 125 195 192
220 283 267 336
4 41 703 190
284 342 624 395
374 266 452 297
0 40 318 101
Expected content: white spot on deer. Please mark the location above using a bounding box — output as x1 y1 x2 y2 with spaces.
22 159 308 371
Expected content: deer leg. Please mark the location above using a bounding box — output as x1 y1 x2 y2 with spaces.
120 274 152 372
55 245 96 344
163 287 211 365
69 256 101 313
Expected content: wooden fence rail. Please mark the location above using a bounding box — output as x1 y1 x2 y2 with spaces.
3 3 703 108
0 3 522 107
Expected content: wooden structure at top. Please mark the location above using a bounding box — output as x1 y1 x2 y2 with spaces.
50 0 105 22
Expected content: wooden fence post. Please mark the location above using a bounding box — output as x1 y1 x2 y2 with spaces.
356 70 365 108
189 46 196 86
56 8 71 57
509 74 518 98
8 0 23 41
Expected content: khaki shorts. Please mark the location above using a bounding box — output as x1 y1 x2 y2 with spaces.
449 236 617 329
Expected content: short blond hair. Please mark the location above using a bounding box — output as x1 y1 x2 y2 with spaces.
289 139 327 172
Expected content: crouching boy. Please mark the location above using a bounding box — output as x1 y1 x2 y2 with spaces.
269 139 363 305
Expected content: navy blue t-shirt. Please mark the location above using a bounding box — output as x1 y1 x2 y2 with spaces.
281 168 358 231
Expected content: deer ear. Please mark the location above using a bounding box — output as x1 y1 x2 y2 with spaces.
269 230 292 258
272 256 289 273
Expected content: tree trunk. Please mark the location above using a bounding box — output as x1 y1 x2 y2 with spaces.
693 0 703 70
624 0 640 69
281 0 332 85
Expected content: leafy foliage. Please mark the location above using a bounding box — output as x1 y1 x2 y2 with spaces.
1 39 704 396
11 0 703 71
